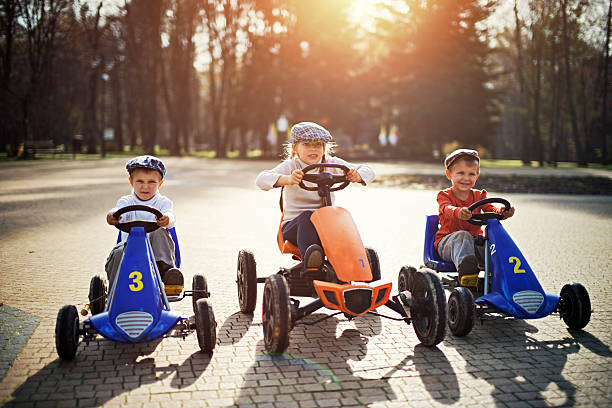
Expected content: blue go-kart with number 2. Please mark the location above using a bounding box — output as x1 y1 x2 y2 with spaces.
421 197 591 337
55 205 216 360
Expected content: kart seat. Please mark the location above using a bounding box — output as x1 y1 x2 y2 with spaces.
116 227 182 268
424 215 456 272
277 220 301 259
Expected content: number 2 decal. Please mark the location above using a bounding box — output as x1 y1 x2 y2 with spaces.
508 257 526 273
129 271 144 291
489 243 496 256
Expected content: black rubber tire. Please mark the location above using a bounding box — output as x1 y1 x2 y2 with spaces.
55 305 80 360
262 274 291 353
398 266 417 293
560 283 591 330
447 287 475 337
237 250 257 314
411 269 447 346
365 247 381 281
88 275 106 315
195 298 216 352
192 274 209 314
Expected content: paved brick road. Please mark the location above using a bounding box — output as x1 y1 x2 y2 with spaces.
0 158 610 407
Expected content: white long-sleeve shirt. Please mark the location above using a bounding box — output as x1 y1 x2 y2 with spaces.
255 156 375 224
112 191 175 242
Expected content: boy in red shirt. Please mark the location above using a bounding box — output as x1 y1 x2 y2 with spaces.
435 149 515 286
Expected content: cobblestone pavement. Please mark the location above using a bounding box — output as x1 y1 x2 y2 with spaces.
0 158 611 408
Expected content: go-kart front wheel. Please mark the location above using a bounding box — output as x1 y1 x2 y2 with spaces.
192 274 209 314
410 269 447 346
237 250 257 314
262 274 291 353
195 298 216 352
447 287 475 337
365 247 381 281
88 275 107 315
559 283 591 330
55 305 80 360
397 266 417 292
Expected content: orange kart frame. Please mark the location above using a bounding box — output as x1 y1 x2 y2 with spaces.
237 163 447 353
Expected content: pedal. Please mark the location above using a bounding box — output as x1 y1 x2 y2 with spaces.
164 285 183 296
459 275 478 287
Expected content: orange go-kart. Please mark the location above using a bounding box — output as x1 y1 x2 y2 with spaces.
236 163 447 353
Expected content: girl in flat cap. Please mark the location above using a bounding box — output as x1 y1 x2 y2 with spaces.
256 122 375 270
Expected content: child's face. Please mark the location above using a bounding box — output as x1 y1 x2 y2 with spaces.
294 142 325 165
129 168 163 201
445 160 479 194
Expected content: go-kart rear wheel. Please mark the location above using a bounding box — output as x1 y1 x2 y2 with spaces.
88 275 106 315
559 283 591 330
398 266 417 293
365 247 381 281
411 269 446 346
237 250 257 313
192 274 209 314
447 287 475 337
55 305 80 360
195 298 216 352
262 274 291 353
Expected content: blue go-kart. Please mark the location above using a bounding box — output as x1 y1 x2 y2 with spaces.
412 197 591 337
55 205 216 360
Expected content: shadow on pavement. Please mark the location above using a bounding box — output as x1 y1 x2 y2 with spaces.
217 311 254 346
8 338 183 407
567 328 612 357
452 319 579 408
235 312 458 407
169 350 212 389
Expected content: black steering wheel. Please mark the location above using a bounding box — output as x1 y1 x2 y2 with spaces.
299 163 350 193
467 197 511 226
112 205 162 233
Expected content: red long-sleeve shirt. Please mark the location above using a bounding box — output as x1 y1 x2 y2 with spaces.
434 188 503 248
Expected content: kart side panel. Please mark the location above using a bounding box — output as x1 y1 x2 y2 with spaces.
311 206 372 282
104 227 168 342
481 220 559 318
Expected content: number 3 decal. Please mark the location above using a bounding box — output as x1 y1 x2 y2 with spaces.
129 271 144 291
508 257 526 274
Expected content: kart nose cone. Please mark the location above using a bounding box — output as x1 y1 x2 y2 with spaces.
116 311 154 339
343 288 373 315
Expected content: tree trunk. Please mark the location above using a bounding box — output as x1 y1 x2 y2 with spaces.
549 33 560 167
602 0 611 165
560 0 586 165
532 26 544 166
514 1 531 165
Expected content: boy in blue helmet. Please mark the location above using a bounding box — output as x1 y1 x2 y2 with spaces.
104 155 183 294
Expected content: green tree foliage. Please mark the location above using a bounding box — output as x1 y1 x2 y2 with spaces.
0 0 608 163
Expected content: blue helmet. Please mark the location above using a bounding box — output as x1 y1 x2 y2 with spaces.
126 155 166 178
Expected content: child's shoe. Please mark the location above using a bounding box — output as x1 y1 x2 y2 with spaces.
303 244 324 271
162 268 184 296
458 255 479 287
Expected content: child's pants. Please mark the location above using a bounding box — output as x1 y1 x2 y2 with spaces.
281 210 322 258
104 228 176 287
437 230 484 270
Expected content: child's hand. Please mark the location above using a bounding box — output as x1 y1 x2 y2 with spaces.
157 214 170 227
346 169 363 183
502 206 515 219
288 170 304 185
107 212 120 225
457 207 472 221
